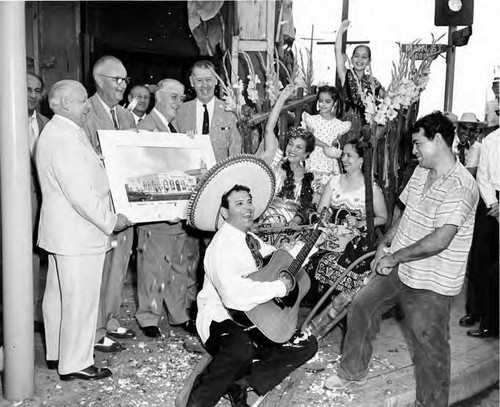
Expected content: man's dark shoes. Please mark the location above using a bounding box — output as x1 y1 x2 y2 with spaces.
467 327 499 338
141 326 162 338
107 327 136 340
94 336 126 353
226 383 250 407
459 314 479 327
46 360 58 370
177 320 198 336
60 365 112 381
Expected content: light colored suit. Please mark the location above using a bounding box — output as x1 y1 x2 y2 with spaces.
36 114 116 374
82 93 136 342
175 97 242 162
135 111 199 326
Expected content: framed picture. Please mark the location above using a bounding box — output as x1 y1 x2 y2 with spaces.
98 130 216 223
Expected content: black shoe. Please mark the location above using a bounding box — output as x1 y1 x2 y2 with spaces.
459 314 479 327
60 365 112 381
94 336 126 353
176 320 198 336
226 383 250 407
46 360 58 370
467 328 499 338
107 327 136 340
141 326 162 338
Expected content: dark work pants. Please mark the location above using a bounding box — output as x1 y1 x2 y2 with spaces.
339 268 452 407
187 319 318 407
465 198 499 331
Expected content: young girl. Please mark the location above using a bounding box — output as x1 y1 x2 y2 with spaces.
302 85 351 195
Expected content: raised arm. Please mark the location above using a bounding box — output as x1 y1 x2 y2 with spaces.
258 84 295 165
335 20 350 86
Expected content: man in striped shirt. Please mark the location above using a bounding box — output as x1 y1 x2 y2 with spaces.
325 111 479 407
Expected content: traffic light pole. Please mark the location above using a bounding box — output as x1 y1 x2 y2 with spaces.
444 25 457 112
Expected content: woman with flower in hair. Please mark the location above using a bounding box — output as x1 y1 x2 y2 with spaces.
304 139 387 306
302 85 351 195
335 20 385 130
257 85 316 226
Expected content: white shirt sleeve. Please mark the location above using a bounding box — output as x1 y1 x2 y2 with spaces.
477 137 497 207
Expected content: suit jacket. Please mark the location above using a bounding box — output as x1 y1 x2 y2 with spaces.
175 97 242 162
31 112 49 234
82 93 136 154
138 109 170 132
36 115 117 255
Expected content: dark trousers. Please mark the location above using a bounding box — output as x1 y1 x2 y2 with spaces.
339 268 452 407
465 198 499 331
187 319 318 407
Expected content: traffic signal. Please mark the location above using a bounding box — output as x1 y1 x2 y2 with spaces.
435 0 474 26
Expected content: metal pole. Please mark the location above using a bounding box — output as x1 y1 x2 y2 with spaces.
0 1 35 400
444 26 456 112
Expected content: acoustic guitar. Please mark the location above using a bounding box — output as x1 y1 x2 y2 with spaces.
245 212 327 343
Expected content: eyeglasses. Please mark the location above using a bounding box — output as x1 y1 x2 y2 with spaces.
98 74 131 85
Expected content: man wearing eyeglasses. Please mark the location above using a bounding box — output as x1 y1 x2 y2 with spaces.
134 79 199 338
82 55 136 353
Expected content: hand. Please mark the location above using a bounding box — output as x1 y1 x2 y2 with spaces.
345 215 358 228
185 130 196 140
127 97 138 112
114 214 132 232
315 226 333 247
322 145 341 159
279 274 294 295
487 202 499 220
374 254 397 276
370 244 389 272
339 19 350 34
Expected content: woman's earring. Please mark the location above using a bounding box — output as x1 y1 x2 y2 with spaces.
316 101 320 112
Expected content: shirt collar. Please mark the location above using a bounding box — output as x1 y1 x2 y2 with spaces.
220 221 248 239
96 93 115 113
53 114 84 132
153 108 170 129
196 97 215 112
29 110 37 121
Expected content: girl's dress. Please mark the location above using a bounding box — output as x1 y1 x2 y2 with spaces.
302 112 351 194
259 149 314 225
343 69 384 132
303 174 381 306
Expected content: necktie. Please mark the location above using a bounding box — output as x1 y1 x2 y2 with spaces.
246 234 263 269
457 141 469 165
202 104 209 134
168 122 177 133
111 108 119 130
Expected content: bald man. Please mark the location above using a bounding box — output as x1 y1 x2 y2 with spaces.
136 79 199 337
127 85 151 125
82 55 137 353
37 80 130 380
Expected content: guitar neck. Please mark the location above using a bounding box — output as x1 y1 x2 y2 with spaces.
289 228 321 276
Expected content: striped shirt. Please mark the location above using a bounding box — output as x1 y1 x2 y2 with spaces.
391 162 479 296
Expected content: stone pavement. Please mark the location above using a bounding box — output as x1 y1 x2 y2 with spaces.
0 281 497 406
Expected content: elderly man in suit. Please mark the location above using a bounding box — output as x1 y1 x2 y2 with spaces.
37 80 131 380
136 79 199 337
175 60 242 162
27 72 49 328
127 85 151 125
82 55 137 353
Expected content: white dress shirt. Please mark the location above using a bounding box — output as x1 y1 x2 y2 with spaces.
96 93 119 127
477 129 500 207
196 222 287 343
132 111 145 125
195 97 215 135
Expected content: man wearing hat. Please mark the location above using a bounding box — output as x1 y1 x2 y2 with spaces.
185 156 318 406
452 112 483 177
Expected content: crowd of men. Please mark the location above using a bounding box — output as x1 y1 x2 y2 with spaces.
25 56 499 406
27 56 242 381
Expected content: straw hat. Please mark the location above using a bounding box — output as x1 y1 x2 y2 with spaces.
457 113 485 126
187 154 276 232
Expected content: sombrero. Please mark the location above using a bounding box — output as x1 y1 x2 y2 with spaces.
187 154 276 232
